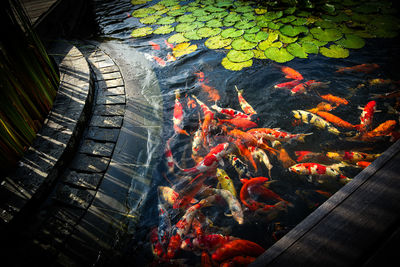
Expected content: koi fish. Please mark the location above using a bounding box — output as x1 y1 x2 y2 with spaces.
336 63 379 73
371 90 400 99
249 146 273 178
359 100 378 132
274 79 301 89
235 86 257 115
220 255 256 266
234 139 258 172
176 203 203 238
210 188 244 224
307 102 335 113
158 202 172 250
166 53 176 62
180 143 229 174
164 39 174 49
173 90 189 136
292 110 341 135
247 127 313 143
320 94 348 106
363 119 396 137
211 239 265 262
219 117 258 130
227 153 251 179
193 234 237 252
173 173 207 209
149 41 160 50
278 147 297 169
153 55 166 67
316 111 360 129
290 80 316 95
230 128 278 154
201 83 221 102
356 161 371 169
325 151 381 163
201 251 212 267
289 163 351 184
278 65 304 80
167 231 182 259
158 186 179 206
192 95 215 146
192 121 203 159
164 136 175 173
195 71 205 82
211 104 252 120
216 168 237 197
150 227 165 258
295 151 323 162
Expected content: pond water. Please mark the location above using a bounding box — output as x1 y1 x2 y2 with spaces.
92 0 400 265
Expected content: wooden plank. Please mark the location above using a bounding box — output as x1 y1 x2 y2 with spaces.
21 0 58 24
251 140 400 266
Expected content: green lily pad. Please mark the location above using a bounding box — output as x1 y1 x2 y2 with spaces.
252 48 268 59
235 20 257 30
242 12 256 21
261 11 283 21
264 47 295 63
158 0 179 7
243 31 269 43
151 4 166 11
320 45 349 58
175 23 198 32
279 33 298 44
279 15 297 23
231 38 258 50
235 5 254 13
206 19 224 28
184 30 203 40
197 27 222 38
279 25 308 37
335 34 365 49
258 31 280 50
221 57 253 71
167 9 185 16
156 16 176 25
205 35 233 49
268 21 283 30
287 42 318 58
299 35 328 46
301 42 319 54
132 8 156 18
204 5 226 13
131 0 151 5
153 25 175 34
227 50 254 62
321 13 350 22
213 11 229 19
246 26 261 34
314 20 337 29
224 12 242 23
139 15 162 24
192 9 210 17
255 8 268 15
168 33 189 44
221 28 244 38
197 14 216 22
291 17 308 26
310 27 343 42
176 14 196 23
284 7 296 15
215 0 234 8
131 27 153 37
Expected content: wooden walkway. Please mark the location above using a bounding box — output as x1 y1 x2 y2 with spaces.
21 0 58 25
251 139 400 267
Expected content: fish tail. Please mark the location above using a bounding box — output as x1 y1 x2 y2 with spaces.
297 133 313 142
234 85 243 94
339 175 351 184
174 125 189 136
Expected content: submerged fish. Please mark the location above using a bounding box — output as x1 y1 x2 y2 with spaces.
316 111 360 130
292 110 341 135
325 151 381 163
278 65 304 80
211 104 252 120
247 127 312 143
274 79 301 89
211 239 265 262
201 83 221 102
235 86 257 116
227 153 251 179
149 41 160 50
359 100 379 132
216 168 237 197
219 117 258 130
320 94 348 106
336 63 379 73
173 90 189 136
307 102 335 113
289 162 351 184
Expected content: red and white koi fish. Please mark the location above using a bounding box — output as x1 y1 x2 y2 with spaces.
359 100 379 132
173 173 207 209
227 153 251 179
150 227 165 258
235 86 257 116
195 71 205 82
158 202 172 250
173 90 189 136
289 163 351 184
193 234 237 252
212 239 265 262
274 79 301 89
211 104 252 120
290 80 316 95
325 151 381 163
192 95 215 146
164 39 174 49
247 127 313 143
153 55 166 66
221 255 256 266
149 41 160 50
180 143 229 174
191 116 203 159
336 63 379 73
219 117 258 130
295 151 324 162
356 161 371 169
249 146 273 178
164 136 175 173
166 231 182 259
277 65 304 80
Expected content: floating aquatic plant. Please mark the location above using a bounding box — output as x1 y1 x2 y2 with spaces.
287 42 318 58
227 50 254 63
168 33 189 44
221 28 244 38
264 47 295 63
153 25 174 35
172 42 198 58
221 57 253 71
204 35 232 49
243 31 269 43
140 15 162 25
131 27 153 37
176 14 196 23
310 27 342 42
156 16 176 25
175 23 198 33
184 30 203 40
320 45 349 58
231 38 258 50
335 34 365 49
234 20 257 30
131 7 156 18
206 19 224 28
279 25 308 37
197 27 222 38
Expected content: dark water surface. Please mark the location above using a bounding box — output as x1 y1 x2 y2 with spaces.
92 0 400 265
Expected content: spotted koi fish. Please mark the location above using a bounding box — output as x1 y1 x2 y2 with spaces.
211 104 252 120
247 127 313 143
360 120 397 140
249 146 273 178
164 136 175 173
289 163 351 184
216 168 237 197
158 202 172 250
212 239 265 262
228 153 251 179
292 110 341 135
192 95 215 146
359 100 379 132
274 79 301 89
235 86 257 116
209 188 244 224
173 90 189 136
326 151 381 163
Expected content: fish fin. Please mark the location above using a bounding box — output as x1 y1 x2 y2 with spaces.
358 106 364 110
307 175 313 182
224 212 233 217
375 109 382 113
297 133 313 142
219 159 224 167
234 85 243 94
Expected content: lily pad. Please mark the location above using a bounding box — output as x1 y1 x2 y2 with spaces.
158 0 179 7
221 57 253 71
235 5 254 13
221 28 244 38
242 12 256 21
132 8 156 18
252 48 268 59
131 0 151 5
231 38 258 50
215 0 234 8
235 20 257 30
320 45 349 58
197 27 222 38
243 31 269 43
286 42 317 58
315 20 337 29
224 13 242 23
192 9 210 17
176 14 196 23
264 47 295 63
279 33 298 44
335 34 365 49
131 27 153 37
206 19 224 28
156 16 176 25
261 11 283 21
140 15 162 24
168 33 189 44
213 11 229 19
267 21 283 30
246 26 261 34
175 23 198 32
205 35 233 49
227 50 254 62
299 35 328 46
310 27 343 42
279 15 297 23
279 25 308 37
184 30 203 40
204 5 225 12
167 9 185 16
153 25 175 34
172 42 198 58
197 14 216 22
255 8 268 15
291 17 308 26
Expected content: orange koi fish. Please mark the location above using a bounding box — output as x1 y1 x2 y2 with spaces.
278 147 297 169
291 80 316 95
325 151 381 163
192 95 215 144
149 41 160 50
211 239 265 262
274 79 301 89
201 251 212 267
219 117 258 130
193 234 237 252
164 39 174 49
247 128 312 143
173 173 207 209
234 139 258 172
220 255 256 266
366 119 396 137
320 94 348 106
359 100 378 132
336 63 379 73
235 86 257 116
211 104 252 120
316 111 360 129
195 71 205 82
201 83 221 102
153 55 166 66
230 129 277 154
158 186 179 206
166 53 176 62
371 90 400 99
278 65 304 80
295 151 323 162
173 90 189 136
356 161 371 169
289 163 351 184
307 102 335 113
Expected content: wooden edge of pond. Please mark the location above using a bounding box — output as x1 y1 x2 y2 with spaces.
251 139 400 267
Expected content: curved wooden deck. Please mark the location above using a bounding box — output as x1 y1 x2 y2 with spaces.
21 0 58 25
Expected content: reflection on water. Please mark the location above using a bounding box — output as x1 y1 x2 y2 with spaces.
92 0 400 265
